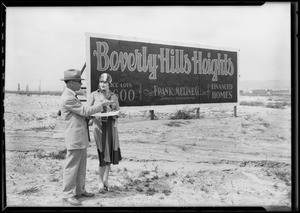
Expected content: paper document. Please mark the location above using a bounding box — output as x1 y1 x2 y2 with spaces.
92 110 119 117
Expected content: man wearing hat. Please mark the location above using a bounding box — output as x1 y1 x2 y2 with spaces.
60 69 113 206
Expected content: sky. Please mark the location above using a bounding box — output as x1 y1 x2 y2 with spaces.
5 3 291 91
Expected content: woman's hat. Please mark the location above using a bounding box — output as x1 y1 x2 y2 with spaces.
60 69 85 81
99 73 112 84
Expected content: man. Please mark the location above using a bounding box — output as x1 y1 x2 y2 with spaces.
60 69 113 206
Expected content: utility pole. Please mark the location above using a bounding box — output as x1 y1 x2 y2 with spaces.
26 84 29 96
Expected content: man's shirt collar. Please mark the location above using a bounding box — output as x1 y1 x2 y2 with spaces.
66 87 76 96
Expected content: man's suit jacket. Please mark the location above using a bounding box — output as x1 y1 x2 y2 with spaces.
60 89 104 150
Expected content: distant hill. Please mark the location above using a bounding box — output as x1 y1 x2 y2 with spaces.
239 80 291 90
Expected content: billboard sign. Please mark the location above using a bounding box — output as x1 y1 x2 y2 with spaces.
86 33 239 106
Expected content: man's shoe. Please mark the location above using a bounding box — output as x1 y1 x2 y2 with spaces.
80 192 95 198
63 197 82 206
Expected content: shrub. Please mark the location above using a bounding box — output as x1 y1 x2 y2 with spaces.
139 170 150 176
151 175 159 180
30 124 56 131
18 186 39 195
165 121 184 127
200 185 209 193
170 109 196 119
261 122 270 128
265 102 287 109
178 145 189 151
240 101 264 106
241 123 251 128
273 169 290 186
34 149 47 159
162 189 171 196
50 177 59 182
136 186 143 192
254 128 265 132
146 187 158 196
276 135 286 140
49 149 67 159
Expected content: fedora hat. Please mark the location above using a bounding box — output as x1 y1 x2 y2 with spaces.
60 69 85 81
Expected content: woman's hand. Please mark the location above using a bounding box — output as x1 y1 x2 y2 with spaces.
111 103 117 110
101 99 114 107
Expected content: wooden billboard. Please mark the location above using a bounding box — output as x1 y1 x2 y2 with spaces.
85 33 239 107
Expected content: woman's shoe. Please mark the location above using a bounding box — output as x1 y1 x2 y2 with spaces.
104 183 110 191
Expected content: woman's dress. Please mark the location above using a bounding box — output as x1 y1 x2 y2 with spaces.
88 89 122 166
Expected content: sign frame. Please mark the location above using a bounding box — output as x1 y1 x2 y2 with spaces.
85 32 240 108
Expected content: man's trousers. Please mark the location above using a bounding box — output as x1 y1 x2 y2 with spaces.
63 148 87 198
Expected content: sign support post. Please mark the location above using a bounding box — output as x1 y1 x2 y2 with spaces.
234 106 237 117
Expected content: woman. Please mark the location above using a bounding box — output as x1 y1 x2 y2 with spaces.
88 73 122 192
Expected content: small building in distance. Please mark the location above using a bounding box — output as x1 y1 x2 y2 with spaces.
240 88 290 96
267 89 291 96
251 89 270 96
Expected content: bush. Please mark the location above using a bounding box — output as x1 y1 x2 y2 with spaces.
34 149 47 159
265 102 287 109
260 122 270 128
18 186 39 195
162 189 171 196
240 101 264 106
165 120 186 127
146 187 158 196
49 149 67 159
170 109 197 119
35 149 66 159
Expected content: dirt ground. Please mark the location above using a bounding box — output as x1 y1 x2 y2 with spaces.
3 93 292 210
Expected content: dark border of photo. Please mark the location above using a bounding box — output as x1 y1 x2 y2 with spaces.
1 0 298 212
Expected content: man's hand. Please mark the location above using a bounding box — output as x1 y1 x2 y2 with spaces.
111 103 117 110
87 116 94 126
